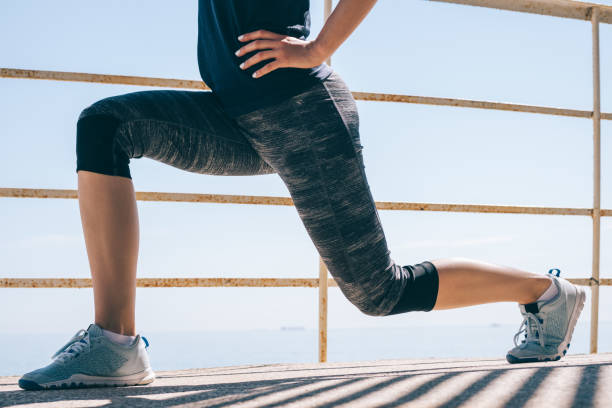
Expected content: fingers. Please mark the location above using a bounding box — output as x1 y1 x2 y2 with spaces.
253 61 283 78
235 39 280 57
235 30 304 78
240 50 277 71
238 29 285 42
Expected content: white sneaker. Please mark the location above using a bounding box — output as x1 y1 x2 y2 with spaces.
506 270 586 364
19 323 155 390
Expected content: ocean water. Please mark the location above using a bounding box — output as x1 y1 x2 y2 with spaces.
1 322 610 377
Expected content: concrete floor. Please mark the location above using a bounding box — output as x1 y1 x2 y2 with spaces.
1 353 611 407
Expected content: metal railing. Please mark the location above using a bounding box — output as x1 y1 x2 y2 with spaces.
1 0 610 362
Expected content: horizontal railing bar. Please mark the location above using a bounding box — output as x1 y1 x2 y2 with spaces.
571 278 610 286
0 278 339 288
352 92 598 119
1 187 604 216
429 0 612 24
0 68 210 90
0 188 295 206
0 278 612 289
375 201 594 215
0 277 607 288
2 68 611 120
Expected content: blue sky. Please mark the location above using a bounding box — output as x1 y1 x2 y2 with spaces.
0 0 611 349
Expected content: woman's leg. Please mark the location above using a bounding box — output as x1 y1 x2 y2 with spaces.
236 73 551 315
19 89 276 390
431 258 551 310
75 90 274 335
235 72 587 364
78 171 139 335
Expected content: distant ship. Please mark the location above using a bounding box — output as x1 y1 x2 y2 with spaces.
280 326 306 331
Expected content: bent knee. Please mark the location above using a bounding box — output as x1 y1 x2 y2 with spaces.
337 281 395 317
340 261 439 317
353 301 390 317
76 108 132 178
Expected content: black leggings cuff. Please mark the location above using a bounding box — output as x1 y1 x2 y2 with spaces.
387 261 439 314
76 114 132 179
76 165 132 179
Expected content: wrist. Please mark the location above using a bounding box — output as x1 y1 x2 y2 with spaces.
309 39 331 65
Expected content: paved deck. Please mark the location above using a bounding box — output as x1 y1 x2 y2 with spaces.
1 353 611 407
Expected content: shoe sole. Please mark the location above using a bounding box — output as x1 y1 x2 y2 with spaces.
507 285 587 364
18 367 155 390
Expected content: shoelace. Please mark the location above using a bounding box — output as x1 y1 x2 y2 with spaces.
513 312 545 348
52 329 90 363
512 267 560 349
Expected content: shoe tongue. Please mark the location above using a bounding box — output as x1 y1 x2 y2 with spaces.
519 302 540 314
523 302 540 314
86 323 104 338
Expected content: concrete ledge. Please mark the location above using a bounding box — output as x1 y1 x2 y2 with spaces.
1 354 611 407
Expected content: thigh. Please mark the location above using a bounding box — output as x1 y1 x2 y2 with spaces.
236 74 399 310
78 89 275 176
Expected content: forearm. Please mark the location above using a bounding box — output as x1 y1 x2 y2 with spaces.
312 0 378 62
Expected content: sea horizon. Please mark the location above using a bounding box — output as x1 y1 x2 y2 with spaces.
2 322 610 377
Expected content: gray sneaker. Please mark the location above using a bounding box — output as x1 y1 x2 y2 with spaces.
506 270 586 364
19 324 155 390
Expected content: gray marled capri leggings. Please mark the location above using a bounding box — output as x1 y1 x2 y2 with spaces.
76 72 439 316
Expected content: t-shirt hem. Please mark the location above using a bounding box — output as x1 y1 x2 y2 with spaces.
222 65 334 117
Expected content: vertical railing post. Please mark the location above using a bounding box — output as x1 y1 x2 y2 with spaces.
317 0 333 364
324 0 333 65
318 257 328 363
590 6 601 354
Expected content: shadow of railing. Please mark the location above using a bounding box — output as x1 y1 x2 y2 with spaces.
1 358 610 408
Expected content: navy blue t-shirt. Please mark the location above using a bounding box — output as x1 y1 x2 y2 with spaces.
197 0 333 116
